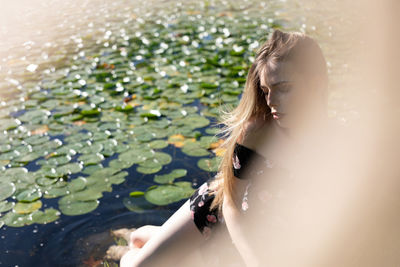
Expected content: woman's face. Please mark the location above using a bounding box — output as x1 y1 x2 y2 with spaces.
260 60 317 129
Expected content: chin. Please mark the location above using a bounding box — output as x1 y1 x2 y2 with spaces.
275 118 289 129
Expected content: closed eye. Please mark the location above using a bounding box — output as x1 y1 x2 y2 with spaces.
279 84 292 93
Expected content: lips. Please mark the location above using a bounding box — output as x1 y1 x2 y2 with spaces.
271 112 284 119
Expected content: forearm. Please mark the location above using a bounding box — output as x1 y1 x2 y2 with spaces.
222 196 261 267
121 200 206 267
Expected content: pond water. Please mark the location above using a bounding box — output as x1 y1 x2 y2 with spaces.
0 0 355 266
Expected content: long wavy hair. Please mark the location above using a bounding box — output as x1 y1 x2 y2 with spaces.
210 29 328 211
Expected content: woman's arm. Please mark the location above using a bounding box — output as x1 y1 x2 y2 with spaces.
120 199 206 267
222 194 261 267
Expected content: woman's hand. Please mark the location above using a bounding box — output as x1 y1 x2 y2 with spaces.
129 225 161 249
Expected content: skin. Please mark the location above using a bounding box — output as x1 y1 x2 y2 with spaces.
119 200 206 267
115 58 325 267
260 59 323 131
223 58 326 266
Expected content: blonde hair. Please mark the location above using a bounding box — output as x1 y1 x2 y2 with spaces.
210 29 328 211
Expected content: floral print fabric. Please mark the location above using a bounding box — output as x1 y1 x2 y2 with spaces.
189 180 221 238
189 143 272 236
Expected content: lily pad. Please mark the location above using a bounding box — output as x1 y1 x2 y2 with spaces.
129 191 145 197
2 211 33 227
0 182 16 201
59 200 99 216
14 200 42 214
181 141 211 157
67 177 87 193
136 161 162 174
31 208 60 224
154 169 187 184
197 157 221 172
16 188 42 203
148 140 169 149
56 162 83 175
0 200 15 213
78 153 104 166
144 182 195 206
109 171 129 185
153 152 172 165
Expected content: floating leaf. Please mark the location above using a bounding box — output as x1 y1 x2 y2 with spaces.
31 208 60 224
59 188 102 203
2 211 33 227
144 182 195 206
153 152 172 165
181 142 211 157
67 177 87 193
59 200 99 216
81 164 104 175
129 191 145 197
56 162 83 175
0 182 16 201
14 200 42 214
154 169 187 184
109 171 128 185
197 157 221 172
136 161 162 174
78 153 104 166
16 188 42 203
0 200 15 213
149 140 168 149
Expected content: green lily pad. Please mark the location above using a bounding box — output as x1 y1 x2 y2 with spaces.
148 140 169 149
56 162 83 175
181 141 211 157
0 200 15 213
144 182 195 206
109 171 128 185
0 182 16 201
43 187 69 198
14 152 42 164
16 188 42 203
78 153 104 166
81 164 103 175
67 177 87 193
2 211 33 227
182 114 210 129
36 176 58 186
0 118 21 131
115 104 134 112
153 152 172 165
14 200 42 214
197 157 221 172
31 208 60 224
154 169 187 184
59 200 99 216
136 162 163 174
108 158 133 169
37 155 72 166
80 143 104 154
58 188 103 204
129 191 145 197
81 108 101 116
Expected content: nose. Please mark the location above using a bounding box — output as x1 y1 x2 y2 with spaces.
266 90 279 109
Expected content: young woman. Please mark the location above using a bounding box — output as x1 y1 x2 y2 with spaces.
108 29 329 267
